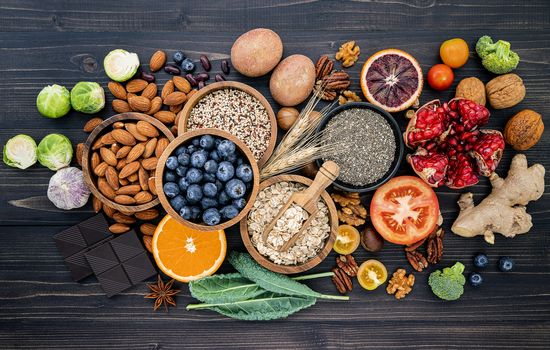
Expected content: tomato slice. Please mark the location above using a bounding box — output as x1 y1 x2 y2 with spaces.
370 176 439 245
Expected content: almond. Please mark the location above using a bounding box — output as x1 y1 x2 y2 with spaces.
141 157 158 171
173 76 192 93
135 208 159 220
140 223 157 236
83 117 103 133
143 235 153 253
99 147 117 166
113 212 136 225
91 152 101 169
119 177 129 186
109 223 130 234
148 177 157 195
108 82 127 100
126 79 148 93
150 50 166 72
143 138 157 158
92 195 102 213
103 205 116 218
169 104 183 114
111 129 136 146
98 178 116 199
153 111 176 124
119 161 140 179
135 191 153 204
110 143 121 154
147 96 163 115
161 80 175 101
116 145 132 159
92 137 104 150
141 83 157 100
116 184 142 196
112 99 131 113
164 92 187 106
139 166 149 191
94 162 109 177
76 143 84 166
136 121 159 138
170 125 178 137
127 172 139 182
114 195 136 205
101 132 116 146
127 143 146 162
128 96 151 112
116 158 128 170
113 121 125 129
127 92 137 100
187 89 198 99
155 138 170 157
125 123 148 142
105 166 120 190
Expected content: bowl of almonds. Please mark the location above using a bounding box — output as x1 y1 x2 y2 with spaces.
82 112 175 214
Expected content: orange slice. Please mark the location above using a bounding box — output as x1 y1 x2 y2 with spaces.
152 215 226 282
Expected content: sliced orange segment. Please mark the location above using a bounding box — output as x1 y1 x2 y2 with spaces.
357 259 388 291
333 225 361 255
152 215 226 282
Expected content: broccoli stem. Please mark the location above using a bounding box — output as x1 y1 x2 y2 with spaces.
495 40 511 59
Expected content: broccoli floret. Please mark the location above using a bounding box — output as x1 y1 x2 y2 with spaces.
475 35 520 74
428 262 466 301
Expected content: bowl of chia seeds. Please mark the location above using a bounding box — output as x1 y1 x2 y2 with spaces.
316 102 404 192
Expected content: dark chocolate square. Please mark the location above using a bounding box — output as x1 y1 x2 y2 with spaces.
64 250 93 282
110 231 143 262
122 252 156 284
96 265 132 298
85 243 120 275
54 225 88 258
77 215 111 246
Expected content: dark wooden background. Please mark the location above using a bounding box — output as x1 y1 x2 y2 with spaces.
0 1 549 349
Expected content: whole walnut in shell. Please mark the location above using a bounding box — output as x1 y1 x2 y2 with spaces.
455 77 486 105
504 109 544 150
486 73 525 109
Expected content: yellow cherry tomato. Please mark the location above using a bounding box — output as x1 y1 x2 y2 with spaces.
440 38 469 68
357 259 388 290
333 225 360 255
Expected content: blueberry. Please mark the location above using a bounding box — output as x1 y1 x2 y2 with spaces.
173 51 186 65
210 150 221 162
204 159 218 174
177 177 190 192
190 206 202 220
191 150 208 168
178 153 190 166
163 182 180 198
499 257 514 272
199 135 215 150
201 197 218 210
469 272 483 287
174 145 187 156
164 171 177 182
203 182 218 198
233 198 247 210
186 184 203 203
203 173 216 183
186 168 203 184
218 191 230 205
236 157 244 166
179 206 192 220
225 179 246 199
169 195 187 212
202 208 221 226
236 164 253 182
220 205 239 220
176 165 188 177
165 156 179 170
216 161 235 182
187 145 197 154
181 58 195 72
215 138 222 147
473 254 489 269
215 180 223 191
191 138 200 147
224 152 238 163
217 140 236 157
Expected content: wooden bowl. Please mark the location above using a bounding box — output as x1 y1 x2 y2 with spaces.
155 128 260 232
177 81 277 167
239 174 337 274
82 112 175 213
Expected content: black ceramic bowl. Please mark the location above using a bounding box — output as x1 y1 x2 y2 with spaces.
315 102 404 193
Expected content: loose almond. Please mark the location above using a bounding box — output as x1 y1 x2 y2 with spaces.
127 143 146 162
112 99 131 113
136 121 159 138
143 138 157 158
116 145 132 159
108 82 127 100
155 138 170 157
103 205 116 218
126 79 148 93
101 132 116 146
141 157 158 171
116 158 128 170
134 191 153 204
119 177 130 186
92 195 102 213
161 80 175 100
148 177 157 195
141 83 157 100
143 235 153 253
105 166 120 190
113 212 136 225
150 50 166 72
98 177 116 199
76 143 84 166
147 96 163 115
83 117 103 133
140 223 157 236
139 166 149 191
114 195 136 205
173 76 192 93
92 137 104 150
135 208 159 220
111 129 136 146
116 184 142 195
94 162 109 177
164 92 187 106
125 123 148 142
113 121 125 129
119 161 140 179
99 147 117 166
169 104 183 114
91 152 101 169
153 111 176 124
109 223 130 234
128 96 151 112
111 143 121 154
127 172 139 182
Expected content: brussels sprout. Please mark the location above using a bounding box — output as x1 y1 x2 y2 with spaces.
47 167 90 210
103 49 140 82
70 82 105 114
36 84 71 118
37 133 73 171
3 134 38 169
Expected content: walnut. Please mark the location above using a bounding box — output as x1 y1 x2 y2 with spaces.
331 192 367 226
455 77 486 105
336 255 359 277
486 73 525 109
386 269 414 299
331 192 361 206
338 90 362 105
332 267 353 294
335 41 360 68
504 109 544 150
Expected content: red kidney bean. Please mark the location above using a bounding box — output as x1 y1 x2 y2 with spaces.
221 60 230 75
195 72 210 81
198 81 205 89
200 55 211 71
185 74 198 87
215 74 226 82
164 64 181 75
140 71 155 82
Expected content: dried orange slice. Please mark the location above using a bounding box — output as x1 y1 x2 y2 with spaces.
152 215 226 282
357 259 388 290
333 225 361 255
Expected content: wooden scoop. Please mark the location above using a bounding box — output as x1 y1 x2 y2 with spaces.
262 161 340 252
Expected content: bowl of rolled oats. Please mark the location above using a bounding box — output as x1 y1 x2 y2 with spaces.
178 81 277 168
240 174 338 274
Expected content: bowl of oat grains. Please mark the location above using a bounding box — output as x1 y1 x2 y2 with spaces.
178 81 277 168
316 102 404 192
240 174 338 274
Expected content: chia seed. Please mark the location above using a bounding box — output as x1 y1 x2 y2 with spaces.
323 108 396 185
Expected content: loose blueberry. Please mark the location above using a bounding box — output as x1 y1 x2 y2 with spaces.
204 159 218 174
202 208 221 226
236 164 253 182
174 145 187 156
176 165 188 177
163 182 180 198
165 156 179 170
217 140 236 157
203 182 218 198
236 157 244 166
191 150 208 168
191 138 200 147
181 58 195 72
233 198 247 210
178 153 190 166
186 184 203 203
201 197 218 210
199 135 215 150
220 205 239 220
190 206 202 220
218 191 230 205
215 138 222 147
499 257 514 272
215 180 224 191
216 161 235 182
224 152 238 163
469 272 483 287
203 173 216 183
173 51 186 65
210 150 221 162
179 206 192 220
474 254 489 269
186 168 203 184
225 179 246 199
187 145 197 154
169 195 187 212
178 177 190 192
164 171 177 182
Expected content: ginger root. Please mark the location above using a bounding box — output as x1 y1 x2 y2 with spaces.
452 154 545 244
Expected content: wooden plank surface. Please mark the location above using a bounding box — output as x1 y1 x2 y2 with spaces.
0 1 549 349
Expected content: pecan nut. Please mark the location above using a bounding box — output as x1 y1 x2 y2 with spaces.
331 267 353 294
315 55 334 80
336 255 359 277
322 71 351 90
426 227 444 264
314 80 338 101
406 250 428 272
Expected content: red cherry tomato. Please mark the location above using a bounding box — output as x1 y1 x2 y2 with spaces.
427 64 454 91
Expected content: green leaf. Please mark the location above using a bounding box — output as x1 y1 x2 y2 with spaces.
186 293 316 321
189 273 265 304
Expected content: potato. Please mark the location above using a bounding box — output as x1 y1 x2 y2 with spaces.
269 54 315 106
231 28 283 77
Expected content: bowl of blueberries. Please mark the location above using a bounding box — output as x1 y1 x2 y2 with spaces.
155 128 260 231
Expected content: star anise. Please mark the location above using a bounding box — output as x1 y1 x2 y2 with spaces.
145 275 180 311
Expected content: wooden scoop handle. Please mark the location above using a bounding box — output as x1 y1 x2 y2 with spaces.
298 161 340 212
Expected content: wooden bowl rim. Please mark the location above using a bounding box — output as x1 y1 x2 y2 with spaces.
155 128 260 232
82 112 175 213
239 174 337 274
177 81 277 168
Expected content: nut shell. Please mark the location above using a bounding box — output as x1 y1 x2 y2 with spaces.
486 73 525 109
276 107 299 131
455 77 486 106
504 109 544 150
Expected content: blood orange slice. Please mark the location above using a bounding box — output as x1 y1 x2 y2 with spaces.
360 49 423 113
